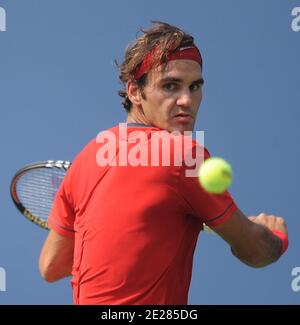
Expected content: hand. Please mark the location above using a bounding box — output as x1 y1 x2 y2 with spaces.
248 213 288 235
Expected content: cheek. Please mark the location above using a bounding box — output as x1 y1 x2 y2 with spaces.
194 93 202 108
199 90 203 101
152 97 174 115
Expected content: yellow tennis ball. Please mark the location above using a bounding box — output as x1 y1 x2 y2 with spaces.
198 157 232 194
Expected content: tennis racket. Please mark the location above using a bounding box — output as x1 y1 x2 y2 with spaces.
10 160 71 230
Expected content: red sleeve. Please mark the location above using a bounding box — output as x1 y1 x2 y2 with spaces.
48 169 75 238
179 143 238 227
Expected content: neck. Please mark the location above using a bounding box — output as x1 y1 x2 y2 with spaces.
126 107 149 125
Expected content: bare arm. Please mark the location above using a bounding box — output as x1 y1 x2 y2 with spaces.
39 230 74 282
211 209 288 268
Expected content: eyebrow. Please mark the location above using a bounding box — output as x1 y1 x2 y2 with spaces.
158 77 204 85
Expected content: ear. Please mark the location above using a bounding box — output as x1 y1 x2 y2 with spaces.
126 80 142 106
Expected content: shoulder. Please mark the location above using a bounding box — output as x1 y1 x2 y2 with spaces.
72 125 119 166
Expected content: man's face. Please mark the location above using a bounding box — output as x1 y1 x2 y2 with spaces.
139 60 203 133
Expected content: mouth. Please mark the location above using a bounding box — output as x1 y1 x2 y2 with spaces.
173 113 194 123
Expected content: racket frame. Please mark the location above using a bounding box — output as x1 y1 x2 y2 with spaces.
10 160 71 230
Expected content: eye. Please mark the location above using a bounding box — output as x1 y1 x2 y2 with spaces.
189 83 201 92
163 83 178 92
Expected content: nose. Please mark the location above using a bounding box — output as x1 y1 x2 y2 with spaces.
176 89 193 108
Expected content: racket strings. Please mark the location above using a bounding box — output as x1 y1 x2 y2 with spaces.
16 168 66 220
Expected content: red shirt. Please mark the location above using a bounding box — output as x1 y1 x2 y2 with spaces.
48 124 237 304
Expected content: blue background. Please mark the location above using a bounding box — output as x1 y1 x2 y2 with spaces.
0 0 299 304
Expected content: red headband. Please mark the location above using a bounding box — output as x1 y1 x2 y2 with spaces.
133 44 202 80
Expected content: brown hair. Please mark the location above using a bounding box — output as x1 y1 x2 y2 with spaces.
118 21 195 112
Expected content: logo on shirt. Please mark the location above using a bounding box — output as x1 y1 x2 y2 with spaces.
0 267 6 292
291 7 300 32
291 266 300 292
0 6 6 32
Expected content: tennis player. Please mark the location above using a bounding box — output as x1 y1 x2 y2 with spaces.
39 21 288 304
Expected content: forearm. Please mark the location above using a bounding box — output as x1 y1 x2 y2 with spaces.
231 223 282 268
39 250 73 282
39 230 74 282
209 209 288 268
